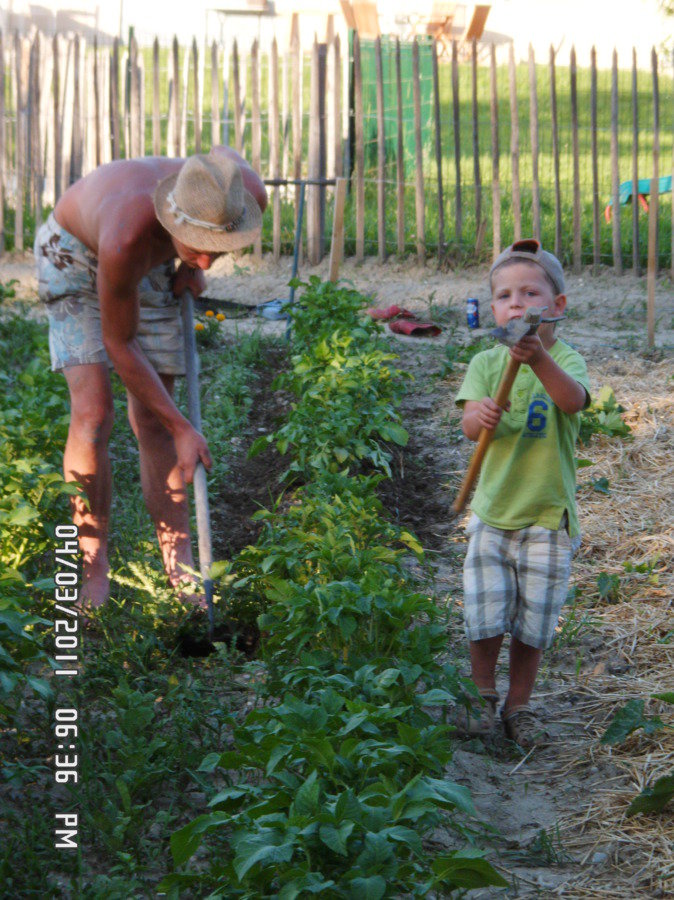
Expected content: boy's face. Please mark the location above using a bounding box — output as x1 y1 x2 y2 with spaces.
490 261 566 329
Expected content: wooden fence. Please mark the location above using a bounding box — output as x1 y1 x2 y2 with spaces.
1 28 672 282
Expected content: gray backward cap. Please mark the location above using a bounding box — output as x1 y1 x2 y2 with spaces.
490 238 565 295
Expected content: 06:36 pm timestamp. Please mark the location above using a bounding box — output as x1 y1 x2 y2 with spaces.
54 708 78 784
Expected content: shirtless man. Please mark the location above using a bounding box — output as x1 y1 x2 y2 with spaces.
34 147 267 609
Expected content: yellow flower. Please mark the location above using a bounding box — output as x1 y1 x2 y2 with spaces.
205 310 215 317
216 313 226 321
194 322 205 331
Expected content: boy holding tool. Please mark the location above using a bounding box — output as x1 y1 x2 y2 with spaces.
34 148 267 611
455 239 591 748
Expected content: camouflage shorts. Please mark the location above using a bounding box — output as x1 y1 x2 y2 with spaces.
34 213 185 375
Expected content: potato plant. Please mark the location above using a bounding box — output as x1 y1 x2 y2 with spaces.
164 280 506 897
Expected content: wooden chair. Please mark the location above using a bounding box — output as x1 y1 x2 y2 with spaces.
425 2 457 57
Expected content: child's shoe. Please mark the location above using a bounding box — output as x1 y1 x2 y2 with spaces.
501 705 549 748
455 691 499 737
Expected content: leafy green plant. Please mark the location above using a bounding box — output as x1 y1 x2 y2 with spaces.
601 694 674 745
456 336 494 365
579 385 632 445
162 278 504 896
0 278 18 301
596 571 621 603
627 773 674 816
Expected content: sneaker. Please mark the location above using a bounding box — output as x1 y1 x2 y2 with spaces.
455 691 499 737
501 705 549 749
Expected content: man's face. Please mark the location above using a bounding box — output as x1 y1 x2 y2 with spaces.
173 237 221 271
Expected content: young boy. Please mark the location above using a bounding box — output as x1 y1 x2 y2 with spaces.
455 239 591 748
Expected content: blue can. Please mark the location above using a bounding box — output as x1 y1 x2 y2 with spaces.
467 297 480 329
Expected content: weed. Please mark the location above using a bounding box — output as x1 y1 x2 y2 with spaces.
0 278 18 302
597 571 622 603
578 385 632 445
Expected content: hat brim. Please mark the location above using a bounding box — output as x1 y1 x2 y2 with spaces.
153 172 263 253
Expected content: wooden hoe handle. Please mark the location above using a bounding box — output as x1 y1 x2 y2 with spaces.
452 356 522 515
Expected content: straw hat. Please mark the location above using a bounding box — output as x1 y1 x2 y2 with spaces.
153 151 262 252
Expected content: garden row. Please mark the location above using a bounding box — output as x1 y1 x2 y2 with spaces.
161 278 508 897
0 298 78 719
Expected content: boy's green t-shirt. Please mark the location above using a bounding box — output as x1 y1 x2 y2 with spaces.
455 339 591 537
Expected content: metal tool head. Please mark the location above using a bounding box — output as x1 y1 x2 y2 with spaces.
490 306 549 347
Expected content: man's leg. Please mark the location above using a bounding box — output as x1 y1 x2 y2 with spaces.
63 363 115 607
126 375 197 589
503 637 543 713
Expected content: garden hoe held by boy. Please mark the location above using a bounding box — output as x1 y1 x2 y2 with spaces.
452 306 565 515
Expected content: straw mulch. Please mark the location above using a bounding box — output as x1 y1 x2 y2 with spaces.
545 355 674 897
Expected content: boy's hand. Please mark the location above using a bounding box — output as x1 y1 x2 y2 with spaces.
509 332 546 365
462 397 510 440
477 397 510 429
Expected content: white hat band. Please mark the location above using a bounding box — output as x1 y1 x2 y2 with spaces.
167 190 244 233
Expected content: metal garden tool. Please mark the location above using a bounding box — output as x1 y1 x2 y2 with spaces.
181 290 215 639
452 306 565 515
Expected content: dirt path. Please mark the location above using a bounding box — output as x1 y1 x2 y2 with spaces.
3 251 673 896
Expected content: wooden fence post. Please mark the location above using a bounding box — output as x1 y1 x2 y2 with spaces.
432 38 445 258
413 38 425 264
93 37 102 166
290 14 302 257
375 35 386 262
333 34 342 177
232 40 243 154
549 45 561 259
221 42 230 147
270 37 281 260
171 37 181 156
329 176 347 280
452 40 462 247
0 30 5 254
71 34 83 180
152 38 160 154
354 31 364 262
192 38 201 154
251 39 261 259
490 43 500 259
109 39 120 159
611 49 622 274
28 31 42 225
591 46 600 273
508 43 521 242
647 47 659 347
53 34 62 199
307 38 327 265
528 44 540 241
471 40 482 242
14 32 26 251
129 34 140 158
631 48 639 275
570 46 581 273
396 37 405 255
211 41 219 148
179 42 189 157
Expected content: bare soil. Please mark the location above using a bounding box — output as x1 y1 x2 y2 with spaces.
4 250 673 897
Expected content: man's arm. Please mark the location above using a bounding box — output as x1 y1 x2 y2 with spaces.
96 238 211 482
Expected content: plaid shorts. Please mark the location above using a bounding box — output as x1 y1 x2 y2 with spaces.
463 514 577 650
34 213 185 375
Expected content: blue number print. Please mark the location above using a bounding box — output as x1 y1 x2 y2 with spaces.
526 398 549 433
